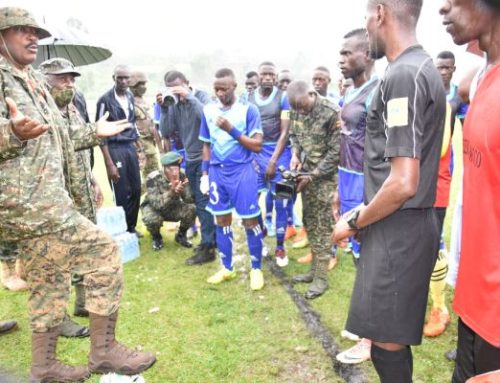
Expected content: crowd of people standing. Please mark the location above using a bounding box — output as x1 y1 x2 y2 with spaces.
0 0 499 382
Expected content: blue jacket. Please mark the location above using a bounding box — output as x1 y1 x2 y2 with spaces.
96 87 138 144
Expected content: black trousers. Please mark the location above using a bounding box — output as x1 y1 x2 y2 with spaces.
452 318 500 383
108 142 141 232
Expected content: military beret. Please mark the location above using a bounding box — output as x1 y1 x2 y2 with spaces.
39 58 80 77
0 7 51 39
160 151 183 166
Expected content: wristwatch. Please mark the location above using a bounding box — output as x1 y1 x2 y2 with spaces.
346 209 362 231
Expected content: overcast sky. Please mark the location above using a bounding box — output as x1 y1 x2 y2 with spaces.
10 0 484 80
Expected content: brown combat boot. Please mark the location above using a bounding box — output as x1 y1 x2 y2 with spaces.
89 311 156 375
30 327 90 383
1 260 28 292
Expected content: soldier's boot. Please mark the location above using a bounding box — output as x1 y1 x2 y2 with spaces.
74 283 89 317
175 229 192 248
305 258 329 300
185 244 216 265
1 260 28 292
151 233 164 251
30 326 90 383
60 313 89 338
292 255 317 284
88 311 156 375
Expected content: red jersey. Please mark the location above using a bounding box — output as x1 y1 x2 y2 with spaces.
435 103 453 208
453 63 500 346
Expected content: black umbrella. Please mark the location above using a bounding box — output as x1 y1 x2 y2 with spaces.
34 21 112 67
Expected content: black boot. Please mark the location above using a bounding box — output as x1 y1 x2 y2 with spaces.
175 230 192 248
185 244 216 265
151 233 164 251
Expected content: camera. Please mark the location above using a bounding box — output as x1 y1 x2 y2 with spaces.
160 87 178 105
275 165 311 200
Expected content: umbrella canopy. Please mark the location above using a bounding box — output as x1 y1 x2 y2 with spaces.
34 21 112 67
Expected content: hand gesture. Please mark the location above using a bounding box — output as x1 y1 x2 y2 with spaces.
5 97 49 140
175 178 188 194
169 85 189 99
215 116 232 133
96 112 131 138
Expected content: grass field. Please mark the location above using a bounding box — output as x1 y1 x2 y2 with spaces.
0 125 463 382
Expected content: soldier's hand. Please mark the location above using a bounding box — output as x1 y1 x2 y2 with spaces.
290 153 302 171
215 116 232 132
6 97 49 140
296 174 312 193
175 179 188 194
93 181 104 208
96 112 131 137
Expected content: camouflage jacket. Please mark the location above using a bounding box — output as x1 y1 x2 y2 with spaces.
134 97 155 140
0 57 95 240
141 170 193 214
62 104 100 222
290 96 341 179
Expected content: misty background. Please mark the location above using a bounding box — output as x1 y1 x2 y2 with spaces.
8 0 484 106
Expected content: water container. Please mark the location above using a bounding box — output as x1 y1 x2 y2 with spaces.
114 232 140 263
96 207 128 236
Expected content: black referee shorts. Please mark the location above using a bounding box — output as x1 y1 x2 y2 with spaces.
346 208 439 345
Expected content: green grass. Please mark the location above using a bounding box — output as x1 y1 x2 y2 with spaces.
0 127 464 382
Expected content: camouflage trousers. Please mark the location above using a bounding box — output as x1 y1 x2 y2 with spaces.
141 202 196 236
302 179 336 261
137 137 160 191
18 214 123 332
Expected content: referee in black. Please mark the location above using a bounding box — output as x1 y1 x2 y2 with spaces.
332 0 446 381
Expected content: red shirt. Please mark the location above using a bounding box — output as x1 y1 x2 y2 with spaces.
453 63 500 346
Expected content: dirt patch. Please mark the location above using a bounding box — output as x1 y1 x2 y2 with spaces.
267 259 369 383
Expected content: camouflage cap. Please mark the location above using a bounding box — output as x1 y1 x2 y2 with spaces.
39 58 81 77
129 70 148 87
160 151 183 167
0 7 51 39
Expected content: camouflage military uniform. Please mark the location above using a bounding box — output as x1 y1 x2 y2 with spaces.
135 99 160 188
62 104 100 223
290 97 340 261
141 170 196 237
0 56 123 332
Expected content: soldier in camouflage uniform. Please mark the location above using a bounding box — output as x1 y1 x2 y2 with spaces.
0 8 156 382
141 151 196 251
129 70 162 191
287 80 340 299
40 57 109 337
